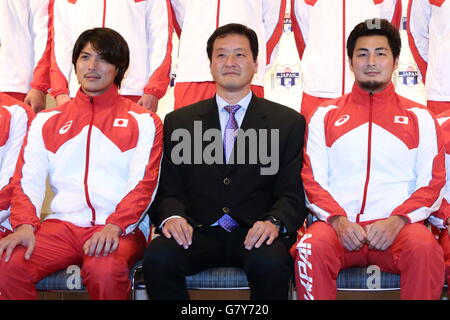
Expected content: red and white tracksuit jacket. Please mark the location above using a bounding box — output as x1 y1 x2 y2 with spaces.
0 93 34 232
51 0 173 99
0 0 52 94
291 0 402 99
10 85 163 240
407 0 450 102
303 82 445 224
431 112 450 229
425 111 450 294
170 0 286 87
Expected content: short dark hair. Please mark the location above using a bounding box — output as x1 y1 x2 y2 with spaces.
206 23 259 62
72 28 130 88
347 18 401 60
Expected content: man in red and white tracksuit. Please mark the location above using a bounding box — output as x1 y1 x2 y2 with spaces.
0 94 35 240
294 19 446 300
407 0 450 116
291 0 401 120
170 0 286 109
431 113 450 294
51 0 173 112
0 0 52 113
0 28 163 300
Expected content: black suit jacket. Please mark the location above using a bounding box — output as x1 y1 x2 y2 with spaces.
149 94 307 236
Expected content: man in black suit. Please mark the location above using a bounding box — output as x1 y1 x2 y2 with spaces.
143 23 306 300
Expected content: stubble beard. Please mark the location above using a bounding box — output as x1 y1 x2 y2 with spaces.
358 80 389 93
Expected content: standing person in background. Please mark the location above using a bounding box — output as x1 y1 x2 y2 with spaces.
171 0 286 109
407 0 450 115
0 0 53 113
51 0 172 112
291 0 401 120
0 94 34 239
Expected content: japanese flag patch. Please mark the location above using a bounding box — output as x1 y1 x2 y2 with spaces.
394 116 409 125
113 118 128 127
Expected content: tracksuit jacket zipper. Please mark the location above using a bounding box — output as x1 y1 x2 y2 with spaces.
85 96 96 226
357 92 374 223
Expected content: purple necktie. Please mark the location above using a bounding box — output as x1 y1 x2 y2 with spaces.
218 213 238 232
218 105 241 232
223 104 241 163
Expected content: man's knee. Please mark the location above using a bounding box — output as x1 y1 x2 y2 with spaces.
143 237 186 274
399 225 443 258
82 256 129 282
0 249 37 295
244 243 292 280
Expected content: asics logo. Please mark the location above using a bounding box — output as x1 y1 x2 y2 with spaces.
334 115 350 126
59 120 73 134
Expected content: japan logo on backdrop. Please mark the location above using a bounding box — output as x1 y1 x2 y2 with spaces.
275 64 300 89
398 65 419 88
283 12 292 34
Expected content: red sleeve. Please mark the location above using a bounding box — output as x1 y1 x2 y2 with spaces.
143 0 174 99
30 0 54 93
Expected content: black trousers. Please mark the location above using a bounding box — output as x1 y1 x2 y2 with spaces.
143 225 294 300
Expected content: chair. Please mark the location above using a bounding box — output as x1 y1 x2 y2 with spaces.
130 262 297 300
36 263 255 300
36 266 86 293
131 263 250 300
337 266 400 291
36 262 144 298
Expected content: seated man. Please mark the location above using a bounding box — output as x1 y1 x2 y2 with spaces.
0 28 163 300
0 94 34 239
143 23 306 300
295 19 446 300
432 113 450 296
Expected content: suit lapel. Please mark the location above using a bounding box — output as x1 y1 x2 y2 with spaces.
196 98 227 175
239 94 269 133
197 98 221 132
